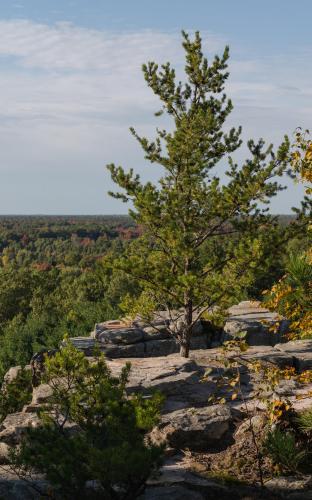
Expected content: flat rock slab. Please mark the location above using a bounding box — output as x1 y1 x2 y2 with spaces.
141 455 280 499
96 327 144 345
150 404 232 451
225 301 288 346
0 412 40 446
69 333 211 358
275 340 312 372
73 301 291 358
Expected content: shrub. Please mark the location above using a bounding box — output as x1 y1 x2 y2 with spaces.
10 343 164 499
264 252 312 339
296 408 312 434
264 428 307 474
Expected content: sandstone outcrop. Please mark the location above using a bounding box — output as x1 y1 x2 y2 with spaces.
70 301 289 358
150 404 232 451
1 331 312 498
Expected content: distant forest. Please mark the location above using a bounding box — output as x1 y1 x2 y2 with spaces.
0 214 296 267
0 214 305 380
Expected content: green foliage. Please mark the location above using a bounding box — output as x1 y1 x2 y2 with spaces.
263 251 312 339
0 368 32 423
264 428 307 474
11 343 163 499
0 215 145 376
285 253 312 306
107 31 304 356
296 408 312 433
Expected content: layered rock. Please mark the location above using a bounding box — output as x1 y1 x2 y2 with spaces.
150 404 232 451
224 301 288 346
70 301 288 358
1 338 312 498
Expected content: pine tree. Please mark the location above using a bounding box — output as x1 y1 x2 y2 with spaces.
107 31 290 357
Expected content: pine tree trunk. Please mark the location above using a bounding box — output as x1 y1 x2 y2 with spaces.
180 341 190 358
179 297 192 358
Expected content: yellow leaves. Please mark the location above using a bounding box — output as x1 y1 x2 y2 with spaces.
291 150 301 163
268 399 291 424
304 142 312 162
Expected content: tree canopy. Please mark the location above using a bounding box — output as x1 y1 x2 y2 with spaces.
107 31 305 357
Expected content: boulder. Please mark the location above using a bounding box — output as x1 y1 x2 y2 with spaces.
266 475 312 498
276 340 312 372
0 442 10 464
104 342 145 358
225 301 288 346
0 478 48 500
31 384 53 405
67 337 98 356
143 326 171 341
0 412 40 445
141 455 275 499
150 405 232 451
241 346 295 369
106 354 217 404
235 414 265 437
97 327 144 345
145 339 178 356
3 365 31 386
190 334 210 349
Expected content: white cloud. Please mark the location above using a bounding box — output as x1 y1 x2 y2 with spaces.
0 19 308 213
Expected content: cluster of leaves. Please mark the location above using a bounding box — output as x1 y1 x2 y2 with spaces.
264 130 312 339
10 343 164 500
264 252 312 339
291 128 312 191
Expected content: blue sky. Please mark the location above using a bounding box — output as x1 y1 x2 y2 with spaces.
0 0 311 214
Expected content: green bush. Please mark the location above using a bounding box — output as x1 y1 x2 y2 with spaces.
10 343 164 499
264 428 307 474
296 408 312 434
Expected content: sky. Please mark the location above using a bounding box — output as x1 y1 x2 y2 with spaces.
0 0 311 214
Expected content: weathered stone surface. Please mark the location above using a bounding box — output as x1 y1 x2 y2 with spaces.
144 339 178 356
241 346 295 369
150 405 232 451
141 455 277 499
97 327 144 345
275 340 312 372
73 301 293 358
0 467 48 499
0 412 40 445
68 337 98 356
105 354 217 413
69 337 146 357
104 342 145 358
141 485 205 499
0 442 10 464
235 414 265 437
143 326 171 341
190 334 210 349
225 300 288 346
3 365 31 386
266 475 312 498
31 384 53 405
